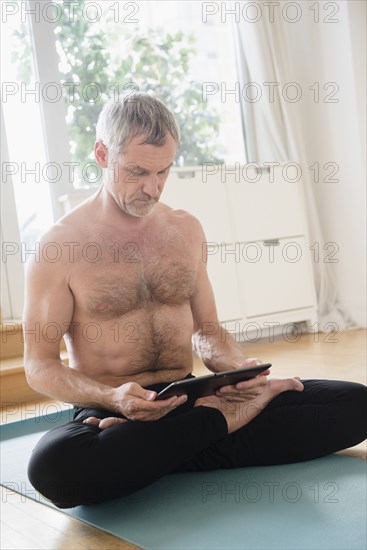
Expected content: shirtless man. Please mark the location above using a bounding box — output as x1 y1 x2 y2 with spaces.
25 93 366 508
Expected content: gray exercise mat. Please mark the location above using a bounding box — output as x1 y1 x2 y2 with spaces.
1 412 366 549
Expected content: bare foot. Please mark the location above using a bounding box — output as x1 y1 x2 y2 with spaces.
83 416 128 430
195 377 303 434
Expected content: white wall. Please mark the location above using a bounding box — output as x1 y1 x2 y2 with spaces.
282 0 366 326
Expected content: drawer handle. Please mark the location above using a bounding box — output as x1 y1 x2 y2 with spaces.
177 171 195 179
263 239 280 246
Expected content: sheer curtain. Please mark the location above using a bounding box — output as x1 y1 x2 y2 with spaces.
233 14 358 331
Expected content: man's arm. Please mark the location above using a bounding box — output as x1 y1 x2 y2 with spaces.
190 222 263 373
23 232 116 409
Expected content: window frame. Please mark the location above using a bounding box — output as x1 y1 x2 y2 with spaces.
1 107 24 320
27 0 74 220
2 1 74 320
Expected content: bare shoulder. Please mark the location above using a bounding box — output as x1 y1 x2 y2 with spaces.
161 203 205 239
37 200 92 247
26 202 93 279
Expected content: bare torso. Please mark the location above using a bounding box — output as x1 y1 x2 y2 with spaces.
61 195 199 388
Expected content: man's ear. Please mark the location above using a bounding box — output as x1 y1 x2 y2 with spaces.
94 141 108 168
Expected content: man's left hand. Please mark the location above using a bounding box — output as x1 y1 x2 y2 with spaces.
215 357 271 401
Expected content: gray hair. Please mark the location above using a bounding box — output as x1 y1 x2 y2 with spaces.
96 92 180 161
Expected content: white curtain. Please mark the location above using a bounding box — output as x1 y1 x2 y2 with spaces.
233 12 358 331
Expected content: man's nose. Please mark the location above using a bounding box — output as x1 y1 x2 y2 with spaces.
142 175 160 198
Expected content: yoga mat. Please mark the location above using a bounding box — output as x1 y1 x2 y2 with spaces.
1 412 366 550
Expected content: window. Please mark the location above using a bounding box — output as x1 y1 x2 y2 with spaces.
12 0 246 188
2 8 53 248
1 5 53 319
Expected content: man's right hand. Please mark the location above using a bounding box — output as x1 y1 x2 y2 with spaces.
83 381 188 429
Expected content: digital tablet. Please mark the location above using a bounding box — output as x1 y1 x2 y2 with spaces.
156 363 271 401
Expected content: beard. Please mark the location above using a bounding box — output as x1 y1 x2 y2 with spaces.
124 198 157 217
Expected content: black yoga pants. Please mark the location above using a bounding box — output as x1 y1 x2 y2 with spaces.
27 378 367 508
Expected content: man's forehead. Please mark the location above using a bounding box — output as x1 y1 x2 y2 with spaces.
122 134 177 165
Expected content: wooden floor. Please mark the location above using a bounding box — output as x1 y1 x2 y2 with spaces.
1 329 366 549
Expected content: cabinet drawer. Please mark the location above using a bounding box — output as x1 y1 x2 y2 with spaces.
206 245 243 322
236 237 315 317
162 167 233 243
226 165 305 242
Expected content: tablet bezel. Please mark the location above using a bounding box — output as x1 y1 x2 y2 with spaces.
156 363 271 400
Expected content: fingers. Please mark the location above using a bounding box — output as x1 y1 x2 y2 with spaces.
98 417 128 430
82 416 128 430
115 381 189 419
123 381 158 402
281 377 304 392
291 377 304 391
144 394 189 414
236 374 269 390
82 416 101 426
217 374 268 395
167 394 188 408
270 377 304 395
118 393 188 420
243 357 264 367
216 375 303 400
216 385 260 397
133 393 187 411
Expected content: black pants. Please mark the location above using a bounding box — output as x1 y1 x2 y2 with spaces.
27 378 366 508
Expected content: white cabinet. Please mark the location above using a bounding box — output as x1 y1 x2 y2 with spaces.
226 165 304 242
162 169 233 243
206 245 243 322
236 237 316 318
162 164 318 330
